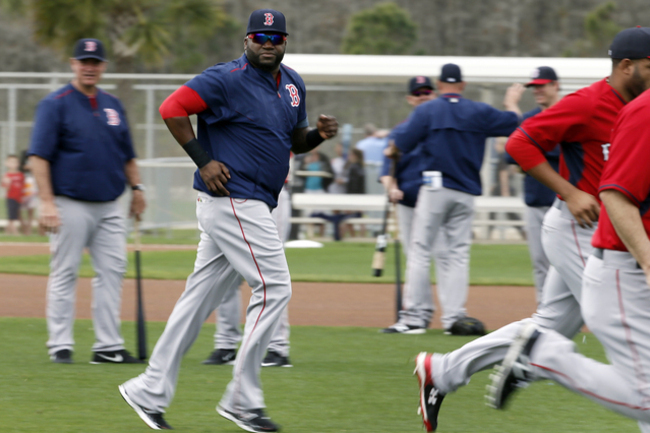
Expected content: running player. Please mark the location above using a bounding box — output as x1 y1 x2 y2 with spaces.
488 30 650 433
118 9 337 432
414 27 650 432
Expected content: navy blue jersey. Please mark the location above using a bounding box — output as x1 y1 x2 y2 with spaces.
381 120 422 208
28 83 136 202
507 107 559 207
393 93 520 196
185 54 308 208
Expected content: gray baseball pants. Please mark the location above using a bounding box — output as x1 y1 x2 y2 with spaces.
121 193 291 413
395 203 450 324
213 187 291 357
46 196 127 355
400 186 474 330
528 251 650 432
431 199 592 394
525 205 551 304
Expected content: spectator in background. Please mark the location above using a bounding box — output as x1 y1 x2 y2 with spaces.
19 151 40 235
345 148 365 194
302 149 333 194
488 137 526 240
354 123 388 164
1 154 24 235
342 148 366 238
328 142 347 194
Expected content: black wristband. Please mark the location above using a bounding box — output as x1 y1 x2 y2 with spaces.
183 138 212 168
305 128 325 150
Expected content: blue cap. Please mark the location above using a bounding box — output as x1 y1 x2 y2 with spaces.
440 63 462 83
408 76 434 93
247 9 288 35
609 27 650 59
73 38 106 61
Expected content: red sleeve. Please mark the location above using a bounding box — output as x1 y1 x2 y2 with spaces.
506 92 592 171
159 85 208 119
599 95 650 207
505 129 548 171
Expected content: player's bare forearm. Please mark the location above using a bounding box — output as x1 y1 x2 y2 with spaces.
291 115 338 154
30 156 55 203
124 159 142 187
124 159 146 219
164 117 196 146
601 190 650 273
503 83 525 117
527 162 599 227
29 155 60 231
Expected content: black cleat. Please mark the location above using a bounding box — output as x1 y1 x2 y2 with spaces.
217 405 280 432
50 349 73 364
91 349 145 364
261 351 292 368
414 352 445 432
380 323 426 334
486 322 541 409
202 348 237 365
119 384 173 430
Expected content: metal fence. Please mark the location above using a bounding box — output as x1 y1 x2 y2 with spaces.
0 69 584 236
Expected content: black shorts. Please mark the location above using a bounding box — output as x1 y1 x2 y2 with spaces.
6 198 20 220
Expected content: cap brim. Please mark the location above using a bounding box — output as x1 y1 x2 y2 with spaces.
75 55 107 61
247 28 289 35
525 79 553 87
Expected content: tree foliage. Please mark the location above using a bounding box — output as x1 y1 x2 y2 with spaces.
562 1 622 57
341 2 417 55
29 0 235 71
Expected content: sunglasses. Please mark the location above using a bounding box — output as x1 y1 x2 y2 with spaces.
247 33 287 46
411 89 433 97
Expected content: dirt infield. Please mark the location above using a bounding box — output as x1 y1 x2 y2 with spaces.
0 243 537 329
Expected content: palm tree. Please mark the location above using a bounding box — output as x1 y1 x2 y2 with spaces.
28 0 234 114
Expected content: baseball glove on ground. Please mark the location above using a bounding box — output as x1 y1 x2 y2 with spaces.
447 317 486 336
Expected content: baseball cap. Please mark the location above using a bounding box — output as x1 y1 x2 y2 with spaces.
608 26 650 59
440 63 462 83
247 9 288 35
73 38 106 61
525 66 558 87
408 76 434 93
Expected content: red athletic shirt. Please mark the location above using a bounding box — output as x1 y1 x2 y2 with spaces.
592 88 650 251
506 78 626 200
4 172 24 201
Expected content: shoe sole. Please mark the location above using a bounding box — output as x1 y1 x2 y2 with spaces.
261 363 293 367
414 352 434 432
119 384 164 430
381 328 426 334
485 322 538 409
202 360 236 365
217 405 275 433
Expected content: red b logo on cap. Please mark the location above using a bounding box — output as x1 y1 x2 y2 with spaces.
84 41 97 52
264 13 274 26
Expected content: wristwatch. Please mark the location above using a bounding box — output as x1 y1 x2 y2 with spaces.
131 184 145 192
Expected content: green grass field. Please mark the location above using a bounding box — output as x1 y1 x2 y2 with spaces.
0 317 637 433
0 242 536 285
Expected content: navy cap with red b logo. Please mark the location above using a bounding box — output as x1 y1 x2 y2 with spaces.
408 76 434 93
247 9 288 35
73 38 106 62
